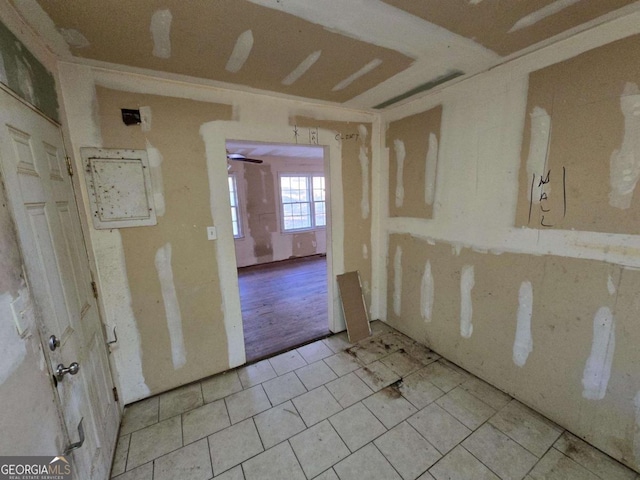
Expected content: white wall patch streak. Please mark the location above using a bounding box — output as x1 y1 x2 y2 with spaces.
393 246 402 316
607 274 616 295
139 106 152 132
513 281 533 367
460 265 475 338
634 391 640 465
526 107 552 205
59 28 90 48
394 139 405 208
332 59 382 92
282 50 321 86
226 30 254 73
150 9 172 59
155 243 187 370
145 139 165 217
362 243 368 260
582 307 615 400
508 0 581 32
358 124 370 219
609 83 640 210
0 292 27 384
425 132 438 206
421 260 434 323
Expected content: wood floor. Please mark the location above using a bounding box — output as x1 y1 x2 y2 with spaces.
238 255 330 362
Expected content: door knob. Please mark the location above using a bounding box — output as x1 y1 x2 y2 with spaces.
55 362 79 381
48 335 60 351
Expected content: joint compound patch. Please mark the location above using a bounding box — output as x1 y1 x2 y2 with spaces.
634 391 640 465
150 9 172 59
393 245 402 316
155 243 187 370
394 139 405 208
460 265 474 338
607 274 616 296
582 307 615 400
421 260 434 323
609 83 640 210
146 139 165 217
282 50 321 86
526 107 552 206
226 30 254 73
508 0 581 32
359 125 370 219
513 281 533 367
425 133 438 206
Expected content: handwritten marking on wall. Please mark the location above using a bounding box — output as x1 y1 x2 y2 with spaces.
528 167 567 228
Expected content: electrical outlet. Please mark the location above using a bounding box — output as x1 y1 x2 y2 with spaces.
207 226 217 240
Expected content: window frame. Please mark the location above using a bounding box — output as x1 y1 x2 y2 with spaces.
278 173 326 233
228 173 243 239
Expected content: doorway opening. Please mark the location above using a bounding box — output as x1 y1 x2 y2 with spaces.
226 140 331 362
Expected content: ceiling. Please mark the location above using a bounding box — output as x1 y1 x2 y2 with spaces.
11 0 639 110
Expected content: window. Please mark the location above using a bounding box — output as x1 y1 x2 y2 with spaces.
228 174 242 238
280 174 326 232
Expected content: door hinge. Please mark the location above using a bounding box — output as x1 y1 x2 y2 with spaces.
112 387 119 403
65 156 74 177
91 281 98 299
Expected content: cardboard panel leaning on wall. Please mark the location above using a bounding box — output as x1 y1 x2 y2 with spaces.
516 34 640 233
95 86 233 395
386 233 640 472
292 116 373 312
387 106 442 219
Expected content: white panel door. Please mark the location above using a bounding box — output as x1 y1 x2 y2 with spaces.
0 88 119 479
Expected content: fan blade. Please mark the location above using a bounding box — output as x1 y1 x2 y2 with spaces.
227 153 263 164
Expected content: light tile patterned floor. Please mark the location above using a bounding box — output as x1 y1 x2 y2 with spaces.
111 321 639 480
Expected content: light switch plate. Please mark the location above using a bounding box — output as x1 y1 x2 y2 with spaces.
207 226 217 240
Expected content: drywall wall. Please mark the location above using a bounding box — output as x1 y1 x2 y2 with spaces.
94 87 233 395
292 117 374 314
515 34 640 233
57 63 376 402
387 106 441 219
379 11 640 472
0 172 66 456
230 155 326 268
387 235 639 467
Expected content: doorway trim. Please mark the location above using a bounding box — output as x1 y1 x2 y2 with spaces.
200 121 345 369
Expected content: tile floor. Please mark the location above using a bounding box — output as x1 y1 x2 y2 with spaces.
110 321 639 480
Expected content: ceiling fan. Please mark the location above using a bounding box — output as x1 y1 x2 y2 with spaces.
226 152 264 164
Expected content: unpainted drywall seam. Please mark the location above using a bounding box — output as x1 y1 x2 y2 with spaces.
420 260 433 323
460 265 474 338
513 280 533 367
609 83 640 210
634 391 640 465
425 132 438 206
393 139 405 208
358 124 370 219
154 243 187 370
393 245 402 316
582 306 615 400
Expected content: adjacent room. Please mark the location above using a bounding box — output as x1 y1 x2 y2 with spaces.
227 141 330 361
1 1 639 479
